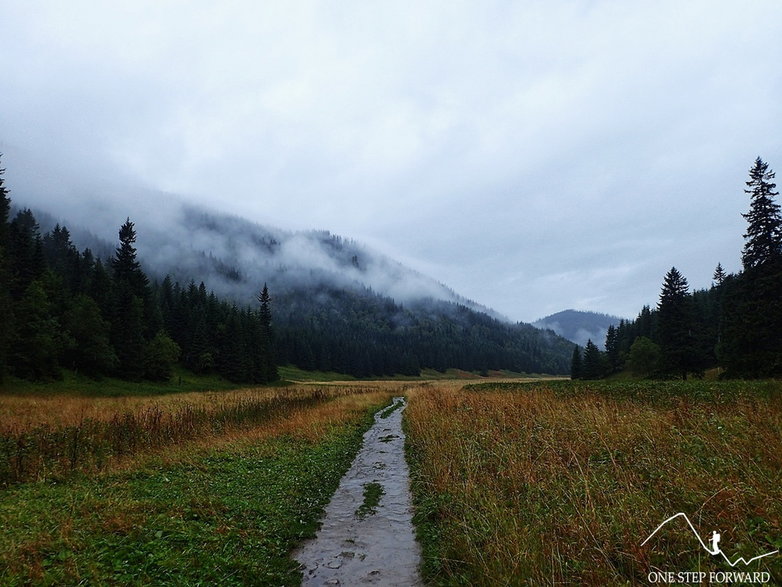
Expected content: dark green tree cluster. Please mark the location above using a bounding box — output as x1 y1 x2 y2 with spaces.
572 157 782 380
275 286 573 377
0 157 277 383
719 157 782 377
157 278 278 383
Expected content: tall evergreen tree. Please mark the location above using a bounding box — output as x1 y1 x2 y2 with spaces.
581 339 603 380
110 219 150 379
721 159 782 377
570 345 582 380
0 155 12 381
257 283 278 382
111 218 148 296
604 324 620 374
712 263 726 287
742 158 782 270
657 267 700 379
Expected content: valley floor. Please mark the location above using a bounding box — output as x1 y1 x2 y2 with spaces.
2 377 781 585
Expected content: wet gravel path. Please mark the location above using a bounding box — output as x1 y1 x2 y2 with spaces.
294 396 421 586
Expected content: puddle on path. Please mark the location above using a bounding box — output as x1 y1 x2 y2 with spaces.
294 396 421 586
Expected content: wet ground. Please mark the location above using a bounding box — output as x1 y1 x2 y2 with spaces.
294 396 422 586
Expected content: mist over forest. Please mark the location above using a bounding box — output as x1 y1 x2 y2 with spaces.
5 175 575 379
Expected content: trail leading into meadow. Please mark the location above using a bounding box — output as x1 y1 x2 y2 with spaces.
294 396 422 586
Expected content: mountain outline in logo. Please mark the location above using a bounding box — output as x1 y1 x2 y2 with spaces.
641 512 778 567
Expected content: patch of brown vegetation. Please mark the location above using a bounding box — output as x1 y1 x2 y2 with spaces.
406 382 782 585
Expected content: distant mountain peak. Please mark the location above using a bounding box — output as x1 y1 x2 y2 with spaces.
533 309 624 349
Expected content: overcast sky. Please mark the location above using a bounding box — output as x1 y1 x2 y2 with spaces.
2 1 781 322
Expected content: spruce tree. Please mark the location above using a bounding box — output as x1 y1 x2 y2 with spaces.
111 218 148 296
570 345 582 380
712 263 726 287
257 283 278 382
581 339 603 380
110 219 150 379
0 156 12 381
657 267 699 379
604 324 620 373
742 158 782 270
720 159 782 377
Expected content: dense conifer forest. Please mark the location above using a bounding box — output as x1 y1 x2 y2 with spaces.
0 155 573 382
0 157 278 384
571 157 782 380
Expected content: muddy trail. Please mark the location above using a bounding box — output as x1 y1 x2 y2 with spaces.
294 396 421 586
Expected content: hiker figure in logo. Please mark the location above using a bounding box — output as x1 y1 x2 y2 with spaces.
710 530 721 555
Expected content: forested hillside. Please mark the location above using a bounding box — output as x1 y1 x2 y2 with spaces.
572 157 782 380
0 156 573 382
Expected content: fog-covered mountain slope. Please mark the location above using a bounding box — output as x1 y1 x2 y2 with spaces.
533 309 624 349
28 200 501 317
19 198 574 375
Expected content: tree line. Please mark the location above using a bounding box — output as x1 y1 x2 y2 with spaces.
0 156 278 384
571 157 782 380
273 287 573 377
0 153 574 382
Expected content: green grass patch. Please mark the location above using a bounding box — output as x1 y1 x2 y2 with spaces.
355 482 384 519
465 378 782 404
378 399 403 419
0 366 242 398
277 365 357 383
278 365 547 383
0 402 385 585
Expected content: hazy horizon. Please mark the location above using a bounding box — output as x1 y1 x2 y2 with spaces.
2 1 781 322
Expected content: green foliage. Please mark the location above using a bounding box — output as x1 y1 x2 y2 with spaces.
355 482 384 519
742 157 781 270
63 295 118 376
719 259 782 377
0 164 278 384
0 155 11 382
657 267 700 379
9 280 67 380
581 339 604 380
142 331 181 381
0 367 241 397
0 404 380 585
626 336 660 378
275 287 573 377
570 346 582 379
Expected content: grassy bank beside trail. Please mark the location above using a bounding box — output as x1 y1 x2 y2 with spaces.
405 380 782 585
0 383 385 486
0 392 394 585
0 367 246 398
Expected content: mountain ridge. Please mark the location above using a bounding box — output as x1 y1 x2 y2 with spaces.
13 197 574 376
533 309 624 349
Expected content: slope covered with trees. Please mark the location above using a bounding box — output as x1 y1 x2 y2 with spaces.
0 158 278 384
572 157 782 380
0 155 574 382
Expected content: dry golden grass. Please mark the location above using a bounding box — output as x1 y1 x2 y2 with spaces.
0 383 394 485
0 385 401 585
406 381 782 585
0 383 384 429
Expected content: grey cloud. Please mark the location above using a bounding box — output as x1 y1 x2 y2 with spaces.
2 1 781 322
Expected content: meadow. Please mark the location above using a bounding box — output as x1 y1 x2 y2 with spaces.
405 380 782 585
0 379 396 584
4 375 782 585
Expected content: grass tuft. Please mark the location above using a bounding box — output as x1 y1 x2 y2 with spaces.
356 482 385 519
